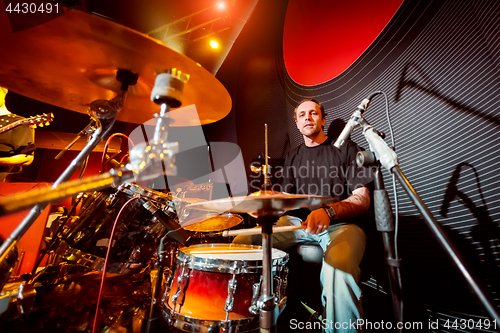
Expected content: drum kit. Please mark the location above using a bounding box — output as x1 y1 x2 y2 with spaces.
0 9 334 333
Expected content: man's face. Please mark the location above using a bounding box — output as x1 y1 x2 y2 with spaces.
295 101 325 138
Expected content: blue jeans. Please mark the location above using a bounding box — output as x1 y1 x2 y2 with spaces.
233 215 366 333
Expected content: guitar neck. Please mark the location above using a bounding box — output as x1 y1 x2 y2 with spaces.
0 119 24 135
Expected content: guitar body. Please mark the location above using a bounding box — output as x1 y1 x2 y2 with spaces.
0 113 53 172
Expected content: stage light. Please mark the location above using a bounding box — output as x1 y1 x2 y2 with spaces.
217 2 225 10
210 40 219 49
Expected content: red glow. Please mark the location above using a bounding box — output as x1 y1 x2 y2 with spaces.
283 0 403 86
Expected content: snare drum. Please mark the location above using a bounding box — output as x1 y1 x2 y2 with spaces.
54 183 177 274
164 243 288 332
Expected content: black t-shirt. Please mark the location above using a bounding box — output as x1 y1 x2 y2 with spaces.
279 137 373 221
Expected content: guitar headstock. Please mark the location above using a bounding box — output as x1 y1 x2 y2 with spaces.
24 113 54 128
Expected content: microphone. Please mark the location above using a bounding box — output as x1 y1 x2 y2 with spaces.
142 200 194 245
334 91 382 148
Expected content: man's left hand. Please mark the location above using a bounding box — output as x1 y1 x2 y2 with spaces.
303 208 330 235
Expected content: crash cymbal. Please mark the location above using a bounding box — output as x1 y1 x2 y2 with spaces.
182 213 243 232
0 10 231 126
187 194 337 216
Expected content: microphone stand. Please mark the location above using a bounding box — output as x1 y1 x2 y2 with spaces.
357 153 404 329
54 119 97 160
357 115 500 324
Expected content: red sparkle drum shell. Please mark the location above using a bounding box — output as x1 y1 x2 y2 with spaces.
165 243 288 325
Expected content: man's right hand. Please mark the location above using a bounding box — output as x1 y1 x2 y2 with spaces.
303 208 330 235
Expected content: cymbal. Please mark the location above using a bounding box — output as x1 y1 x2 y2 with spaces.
0 10 231 126
182 213 243 232
186 194 337 216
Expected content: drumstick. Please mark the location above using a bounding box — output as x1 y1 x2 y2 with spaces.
222 225 305 237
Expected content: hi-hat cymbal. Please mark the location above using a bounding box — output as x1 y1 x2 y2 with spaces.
187 194 337 216
0 10 231 126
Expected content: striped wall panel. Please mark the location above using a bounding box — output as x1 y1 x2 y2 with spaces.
281 0 500 325
210 0 500 327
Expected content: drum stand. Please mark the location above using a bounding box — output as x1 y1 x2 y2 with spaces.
0 70 138 269
0 69 189 271
255 215 282 333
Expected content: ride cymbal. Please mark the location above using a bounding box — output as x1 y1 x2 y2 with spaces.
0 10 231 126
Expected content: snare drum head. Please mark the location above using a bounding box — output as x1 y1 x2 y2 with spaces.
177 243 287 274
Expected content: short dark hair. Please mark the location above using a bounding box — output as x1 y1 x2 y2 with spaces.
294 98 326 120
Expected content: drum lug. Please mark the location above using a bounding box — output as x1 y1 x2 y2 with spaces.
224 274 237 315
248 278 262 315
171 262 190 308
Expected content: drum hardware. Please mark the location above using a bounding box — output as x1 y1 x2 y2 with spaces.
146 233 169 333
0 282 36 319
175 182 213 201
163 243 288 333
0 69 138 270
0 9 231 276
250 124 274 192
0 9 234 332
0 68 191 275
143 199 194 246
248 278 262 315
170 257 190 311
30 196 86 277
0 69 193 217
187 195 334 332
54 119 97 160
0 239 18 292
50 184 178 275
224 273 238 316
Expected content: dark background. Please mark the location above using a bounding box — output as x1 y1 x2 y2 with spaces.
3 0 500 330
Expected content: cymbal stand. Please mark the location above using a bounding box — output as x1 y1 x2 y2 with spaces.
54 119 97 160
250 124 274 192
0 70 138 272
262 124 272 190
139 68 189 333
127 68 188 183
0 69 188 216
356 114 500 323
146 234 169 333
255 214 280 333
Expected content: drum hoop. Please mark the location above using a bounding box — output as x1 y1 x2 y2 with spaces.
163 306 258 332
118 183 172 205
176 243 288 274
54 239 148 275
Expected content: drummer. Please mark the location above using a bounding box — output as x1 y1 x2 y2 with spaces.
234 98 373 332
